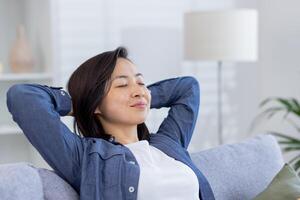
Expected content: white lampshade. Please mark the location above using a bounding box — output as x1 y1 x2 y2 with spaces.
184 9 258 61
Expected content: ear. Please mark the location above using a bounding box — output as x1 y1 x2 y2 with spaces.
94 107 102 115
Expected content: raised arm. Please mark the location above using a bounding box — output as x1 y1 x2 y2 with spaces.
147 76 200 149
6 83 83 190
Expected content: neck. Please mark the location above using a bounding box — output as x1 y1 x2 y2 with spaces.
102 123 139 145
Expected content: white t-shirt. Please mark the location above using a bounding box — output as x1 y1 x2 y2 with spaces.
125 140 199 200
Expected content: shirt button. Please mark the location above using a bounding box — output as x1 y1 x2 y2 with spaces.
60 91 65 96
129 161 136 165
128 186 135 193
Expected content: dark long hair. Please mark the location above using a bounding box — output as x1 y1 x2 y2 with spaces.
67 47 150 141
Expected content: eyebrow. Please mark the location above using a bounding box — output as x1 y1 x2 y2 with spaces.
112 73 144 82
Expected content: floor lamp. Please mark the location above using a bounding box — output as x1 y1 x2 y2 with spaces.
184 9 258 145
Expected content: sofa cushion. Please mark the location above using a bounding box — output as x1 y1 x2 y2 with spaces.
0 162 43 200
253 163 300 200
0 162 79 200
36 168 79 200
190 134 285 200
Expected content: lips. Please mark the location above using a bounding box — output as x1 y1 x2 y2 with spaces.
130 101 147 107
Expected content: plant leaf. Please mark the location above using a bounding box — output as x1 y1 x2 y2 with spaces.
249 107 284 132
268 131 300 143
289 154 300 164
263 98 300 119
287 119 300 132
277 98 294 109
259 97 274 107
276 98 300 118
291 98 300 116
293 159 300 172
282 146 300 152
277 141 300 146
258 107 285 120
251 97 300 132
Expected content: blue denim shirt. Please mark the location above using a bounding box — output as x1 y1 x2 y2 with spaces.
6 76 215 200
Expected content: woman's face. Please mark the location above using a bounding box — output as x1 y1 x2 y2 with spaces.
95 58 151 126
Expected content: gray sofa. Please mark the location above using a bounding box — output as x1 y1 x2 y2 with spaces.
0 134 284 200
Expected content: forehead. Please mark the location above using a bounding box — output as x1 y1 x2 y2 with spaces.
111 58 144 82
112 58 137 77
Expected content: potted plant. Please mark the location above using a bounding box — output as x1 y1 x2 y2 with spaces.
253 97 300 174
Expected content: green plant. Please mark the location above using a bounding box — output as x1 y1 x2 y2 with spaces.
253 97 300 173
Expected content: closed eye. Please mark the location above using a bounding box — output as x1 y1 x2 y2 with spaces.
117 83 145 87
117 85 127 87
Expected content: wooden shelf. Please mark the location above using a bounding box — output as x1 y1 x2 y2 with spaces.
0 73 52 81
0 125 22 135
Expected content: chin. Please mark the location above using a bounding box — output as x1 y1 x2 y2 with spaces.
125 113 148 125
133 117 147 125
136 119 147 124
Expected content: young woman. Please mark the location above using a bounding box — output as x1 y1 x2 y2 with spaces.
6 47 215 200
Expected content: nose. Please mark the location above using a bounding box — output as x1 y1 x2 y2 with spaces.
131 84 145 98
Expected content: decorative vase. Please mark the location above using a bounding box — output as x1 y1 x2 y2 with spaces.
9 24 34 73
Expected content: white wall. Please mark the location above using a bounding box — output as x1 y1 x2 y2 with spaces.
256 0 300 161
258 0 300 102
236 0 300 162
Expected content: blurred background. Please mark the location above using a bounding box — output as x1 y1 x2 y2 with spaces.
0 0 299 169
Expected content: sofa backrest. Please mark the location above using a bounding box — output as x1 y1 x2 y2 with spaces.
190 134 285 200
0 134 284 200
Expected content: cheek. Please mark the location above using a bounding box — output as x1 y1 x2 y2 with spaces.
101 93 128 113
146 90 151 103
